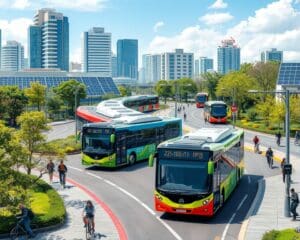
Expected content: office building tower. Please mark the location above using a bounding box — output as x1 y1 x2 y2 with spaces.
0 29 2 69
117 39 138 80
111 54 117 78
142 54 161 84
161 49 193 80
70 62 82 72
152 54 161 83
195 57 214 76
1 41 24 71
217 38 240 74
82 27 111 75
261 48 283 63
28 8 69 71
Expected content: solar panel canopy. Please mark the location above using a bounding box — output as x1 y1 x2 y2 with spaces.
277 63 300 86
0 74 119 97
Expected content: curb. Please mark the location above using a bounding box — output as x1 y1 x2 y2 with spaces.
48 120 75 126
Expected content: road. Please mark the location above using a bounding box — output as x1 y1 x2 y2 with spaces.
46 107 283 240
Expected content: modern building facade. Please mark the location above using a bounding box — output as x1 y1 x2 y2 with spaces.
142 54 161 84
117 39 138 80
82 27 111 75
217 38 240 74
111 54 117 78
28 8 69 71
195 57 213 76
261 48 283 63
1 41 24 71
0 29 2 69
161 49 193 80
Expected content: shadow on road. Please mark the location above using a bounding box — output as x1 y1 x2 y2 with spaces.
85 160 148 172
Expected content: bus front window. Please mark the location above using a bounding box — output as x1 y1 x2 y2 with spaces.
157 160 210 193
211 105 227 117
197 95 207 103
83 134 112 154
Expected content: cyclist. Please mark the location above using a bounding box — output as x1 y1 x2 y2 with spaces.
275 132 282 146
184 112 187 121
266 147 274 168
18 203 35 238
253 136 260 153
83 200 95 232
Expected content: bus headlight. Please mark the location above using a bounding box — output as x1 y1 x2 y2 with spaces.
203 199 209 205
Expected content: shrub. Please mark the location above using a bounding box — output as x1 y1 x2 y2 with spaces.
247 108 258 121
262 229 300 240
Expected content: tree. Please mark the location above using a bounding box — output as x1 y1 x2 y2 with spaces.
16 111 49 175
46 89 65 119
54 79 86 116
118 85 131 97
216 71 257 114
255 96 275 126
291 96 300 124
270 100 285 130
155 80 173 103
175 78 198 102
25 82 46 111
201 72 223 100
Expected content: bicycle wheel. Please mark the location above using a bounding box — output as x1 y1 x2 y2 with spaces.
10 226 18 240
10 226 28 240
86 222 91 240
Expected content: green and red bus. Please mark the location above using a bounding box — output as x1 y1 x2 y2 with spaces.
204 101 227 123
81 115 182 168
195 92 209 108
123 95 159 112
151 127 244 216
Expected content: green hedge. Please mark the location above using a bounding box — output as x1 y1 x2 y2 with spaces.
262 229 300 240
48 135 81 154
0 173 66 233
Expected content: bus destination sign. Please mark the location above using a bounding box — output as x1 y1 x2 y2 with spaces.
159 149 207 161
86 128 113 135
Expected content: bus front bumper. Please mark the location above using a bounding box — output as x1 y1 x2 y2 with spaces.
82 153 117 168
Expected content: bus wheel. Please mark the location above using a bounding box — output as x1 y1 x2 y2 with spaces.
129 153 136 165
220 190 225 207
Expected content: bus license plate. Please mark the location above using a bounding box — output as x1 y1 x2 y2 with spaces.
175 209 186 213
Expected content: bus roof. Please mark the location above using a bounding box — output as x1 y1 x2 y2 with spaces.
204 100 226 106
196 92 208 96
158 127 243 151
84 115 181 130
122 95 158 101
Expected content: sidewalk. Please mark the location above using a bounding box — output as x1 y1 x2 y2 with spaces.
243 144 300 240
1 173 123 240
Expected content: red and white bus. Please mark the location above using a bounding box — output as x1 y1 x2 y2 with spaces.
195 92 209 108
123 95 159 112
204 101 227 123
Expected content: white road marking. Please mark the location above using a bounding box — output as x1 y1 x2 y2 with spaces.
78 170 182 240
68 166 83 172
248 176 251 184
221 194 248 240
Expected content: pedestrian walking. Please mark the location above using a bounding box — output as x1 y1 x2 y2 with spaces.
290 188 299 220
253 136 260 153
46 159 55 184
295 131 300 145
266 147 274 168
58 160 67 188
276 131 282 146
281 158 286 183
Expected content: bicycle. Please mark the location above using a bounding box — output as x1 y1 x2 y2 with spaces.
85 216 94 240
10 217 28 240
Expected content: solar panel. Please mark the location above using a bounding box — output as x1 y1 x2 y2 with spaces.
277 63 300 86
0 74 120 97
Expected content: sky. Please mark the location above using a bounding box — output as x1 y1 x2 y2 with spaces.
1 0 300 67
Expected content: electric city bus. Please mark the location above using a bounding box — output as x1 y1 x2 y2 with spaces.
204 101 227 123
81 115 182 168
195 92 209 108
151 127 244 216
123 95 159 112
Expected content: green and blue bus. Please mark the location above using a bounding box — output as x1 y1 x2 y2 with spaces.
151 127 244 216
81 115 182 168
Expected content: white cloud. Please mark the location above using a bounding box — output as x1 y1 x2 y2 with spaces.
209 0 228 9
0 0 107 11
153 21 164 32
147 0 300 63
199 12 233 25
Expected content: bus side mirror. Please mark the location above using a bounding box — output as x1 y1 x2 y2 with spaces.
148 154 154 167
110 134 115 143
208 161 214 174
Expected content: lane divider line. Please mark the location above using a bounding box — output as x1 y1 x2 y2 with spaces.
78 171 182 240
66 177 128 240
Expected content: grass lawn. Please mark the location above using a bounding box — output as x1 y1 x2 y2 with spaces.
263 229 300 240
0 173 66 233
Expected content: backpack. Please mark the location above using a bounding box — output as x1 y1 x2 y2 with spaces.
28 208 35 220
58 164 66 172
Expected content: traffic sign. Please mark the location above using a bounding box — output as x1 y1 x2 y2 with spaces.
231 105 238 113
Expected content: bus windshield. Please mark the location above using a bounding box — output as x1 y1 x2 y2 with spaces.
197 95 207 103
82 128 113 154
157 160 210 193
211 105 227 117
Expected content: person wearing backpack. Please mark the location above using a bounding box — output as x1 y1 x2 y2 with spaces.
46 159 55 184
291 188 299 221
19 203 35 238
58 160 68 188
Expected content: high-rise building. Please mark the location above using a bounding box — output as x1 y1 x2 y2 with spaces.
142 54 161 84
0 29 2 69
117 39 138 80
28 8 69 71
70 62 82 72
111 54 117 78
195 57 213 76
261 48 283 63
82 27 111 75
1 41 24 71
217 38 240 74
161 49 193 80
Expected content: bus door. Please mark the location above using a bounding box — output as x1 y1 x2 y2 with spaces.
116 131 127 165
156 127 165 146
213 157 222 210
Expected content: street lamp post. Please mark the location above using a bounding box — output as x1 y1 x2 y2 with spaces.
74 87 80 143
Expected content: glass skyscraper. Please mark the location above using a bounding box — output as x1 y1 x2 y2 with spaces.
142 54 161 84
1 41 24 71
111 54 117 78
217 38 240 74
117 39 138 80
0 29 2 69
261 48 283 63
195 57 213 76
28 8 69 71
82 27 111 75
